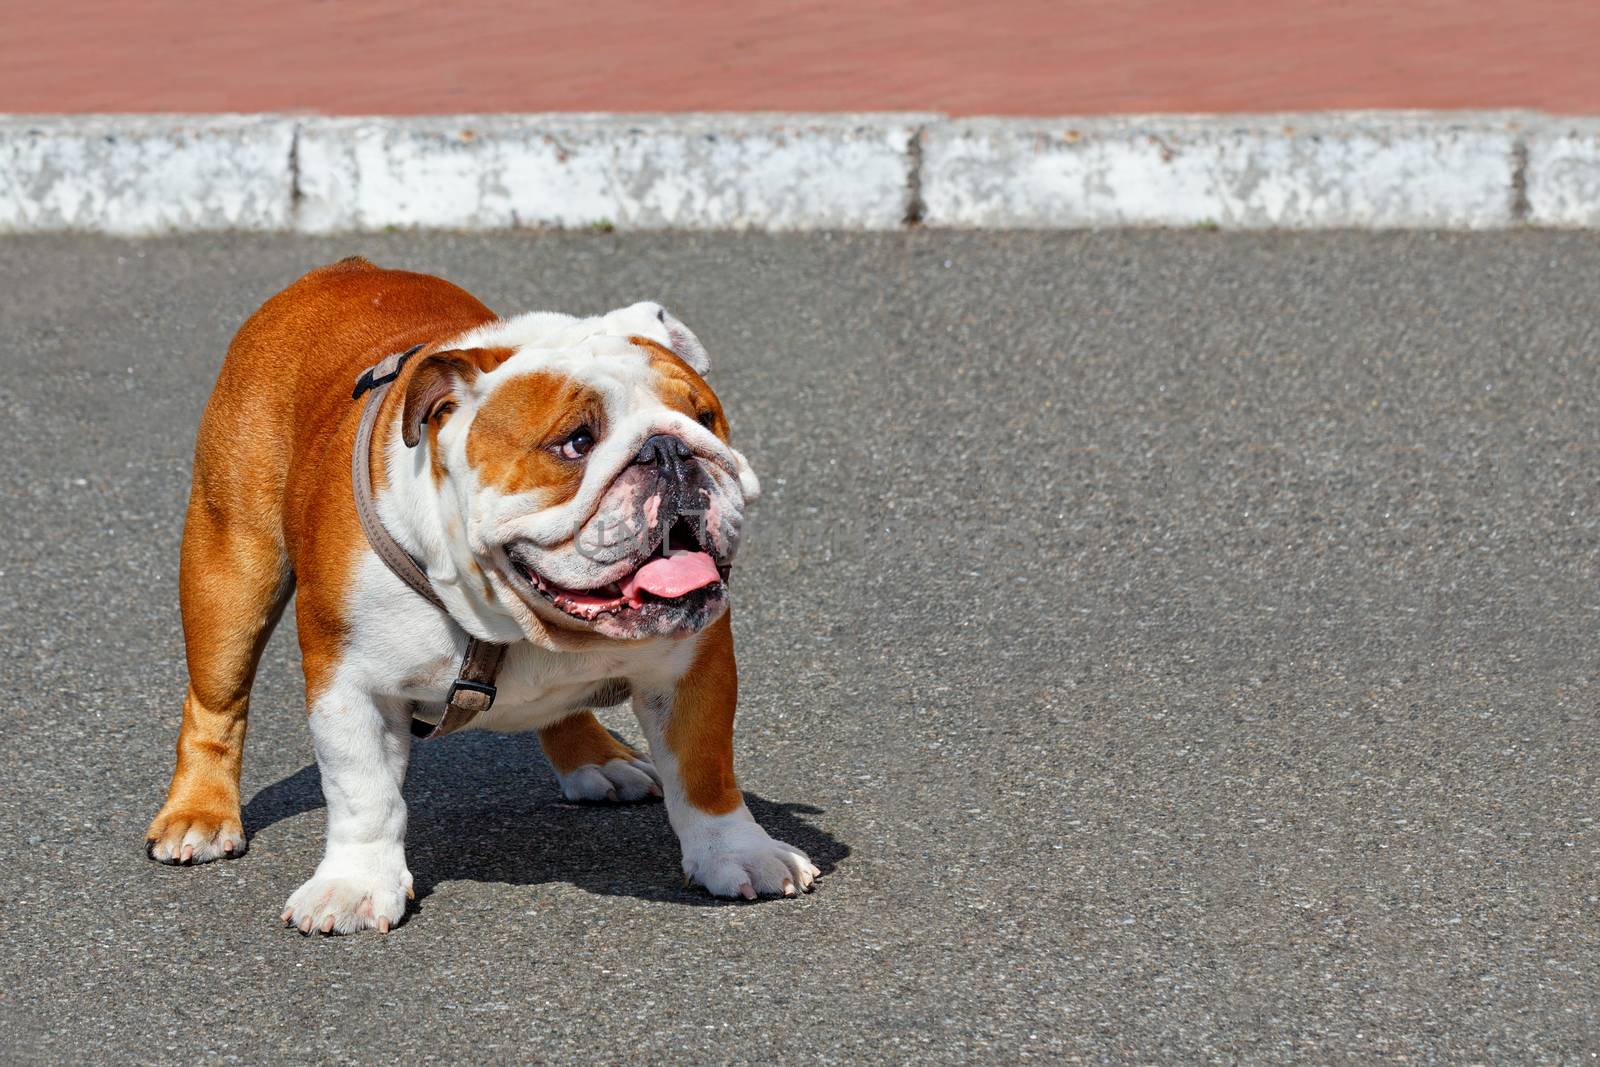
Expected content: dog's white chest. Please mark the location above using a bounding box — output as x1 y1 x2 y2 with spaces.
455 639 694 733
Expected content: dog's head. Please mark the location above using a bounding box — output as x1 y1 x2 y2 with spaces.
397 302 759 642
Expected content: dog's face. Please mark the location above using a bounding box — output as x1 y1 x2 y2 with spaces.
399 303 759 642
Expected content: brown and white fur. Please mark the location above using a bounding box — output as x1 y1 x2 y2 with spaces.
145 258 818 935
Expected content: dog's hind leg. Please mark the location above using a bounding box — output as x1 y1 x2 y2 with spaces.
146 487 291 865
539 710 662 803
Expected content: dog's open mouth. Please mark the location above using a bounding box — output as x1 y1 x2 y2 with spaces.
509 518 729 621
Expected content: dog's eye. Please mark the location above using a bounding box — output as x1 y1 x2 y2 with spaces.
697 411 716 430
558 428 595 460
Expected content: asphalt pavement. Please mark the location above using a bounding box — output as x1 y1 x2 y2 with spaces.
0 230 1596 1063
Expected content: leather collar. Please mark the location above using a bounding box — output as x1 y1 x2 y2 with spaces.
351 345 507 739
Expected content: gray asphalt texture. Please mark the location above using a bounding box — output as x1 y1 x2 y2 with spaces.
1 230 1597 1064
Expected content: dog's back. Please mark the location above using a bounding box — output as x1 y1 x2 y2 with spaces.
196 257 496 537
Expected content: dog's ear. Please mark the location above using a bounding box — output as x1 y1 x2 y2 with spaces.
655 305 711 376
609 301 711 375
400 350 485 447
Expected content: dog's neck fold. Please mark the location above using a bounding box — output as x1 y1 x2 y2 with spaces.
373 400 556 649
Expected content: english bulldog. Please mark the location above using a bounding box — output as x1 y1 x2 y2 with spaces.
145 257 819 934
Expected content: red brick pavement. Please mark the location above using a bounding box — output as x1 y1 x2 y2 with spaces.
6 1 1599 115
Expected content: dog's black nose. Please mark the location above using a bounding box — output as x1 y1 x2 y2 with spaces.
634 434 692 471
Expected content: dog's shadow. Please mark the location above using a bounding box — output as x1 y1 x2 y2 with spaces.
243 731 848 907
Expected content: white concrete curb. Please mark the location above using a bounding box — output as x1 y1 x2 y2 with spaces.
1524 118 1600 227
0 115 296 234
296 114 930 232
2 111 1596 233
922 113 1526 229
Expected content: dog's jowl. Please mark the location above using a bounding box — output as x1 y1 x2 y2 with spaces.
145 257 819 934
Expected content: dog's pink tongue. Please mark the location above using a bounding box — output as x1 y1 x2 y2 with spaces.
621 552 721 600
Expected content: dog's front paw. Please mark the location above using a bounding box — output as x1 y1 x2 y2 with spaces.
146 801 245 865
557 756 663 803
282 864 413 935
683 820 821 900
